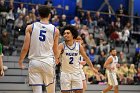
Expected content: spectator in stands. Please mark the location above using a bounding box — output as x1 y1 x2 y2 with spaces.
17 3 27 17
127 64 137 84
87 48 96 65
99 39 110 54
122 22 131 53
85 33 97 51
116 4 126 16
93 64 106 84
98 51 106 74
120 63 129 84
59 14 67 30
44 0 53 7
80 25 89 37
134 66 140 84
6 1 15 34
0 0 7 27
0 30 14 55
118 51 127 64
133 50 140 68
70 16 81 27
51 15 59 27
79 11 86 25
14 13 24 37
83 66 94 84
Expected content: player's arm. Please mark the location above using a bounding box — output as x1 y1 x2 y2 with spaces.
18 25 32 69
80 44 98 74
53 28 60 64
104 57 113 70
56 43 64 64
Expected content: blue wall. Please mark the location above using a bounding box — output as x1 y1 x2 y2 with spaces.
134 0 140 15
82 0 128 12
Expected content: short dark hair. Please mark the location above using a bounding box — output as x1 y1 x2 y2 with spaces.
38 5 51 18
110 48 115 53
61 25 78 39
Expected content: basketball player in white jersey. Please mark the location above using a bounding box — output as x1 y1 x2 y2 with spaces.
57 25 98 93
101 48 119 93
18 6 59 93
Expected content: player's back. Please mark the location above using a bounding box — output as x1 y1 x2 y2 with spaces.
28 22 55 62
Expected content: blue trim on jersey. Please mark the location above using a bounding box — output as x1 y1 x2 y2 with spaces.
31 23 34 36
63 42 65 50
61 88 83 91
53 27 55 39
65 42 76 50
29 84 44 86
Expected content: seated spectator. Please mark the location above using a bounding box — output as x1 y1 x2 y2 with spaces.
119 63 129 84
80 25 89 37
14 13 24 40
99 39 110 54
97 51 107 74
118 51 127 64
85 33 97 51
134 66 140 84
59 14 67 30
83 66 94 84
93 64 106 84
87 48 96 65
0 30 14 55
127 64 137 84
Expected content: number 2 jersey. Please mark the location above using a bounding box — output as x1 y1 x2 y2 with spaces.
28 22 55 64
60 42 81 73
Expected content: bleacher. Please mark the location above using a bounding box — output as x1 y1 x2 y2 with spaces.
0 56 140 93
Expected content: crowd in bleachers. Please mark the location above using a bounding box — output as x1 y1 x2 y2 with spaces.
0 0 140 85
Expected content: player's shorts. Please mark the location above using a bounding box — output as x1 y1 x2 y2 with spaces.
80 69 86 80
60 71 83 91
106 70 118 86
28 59 55 86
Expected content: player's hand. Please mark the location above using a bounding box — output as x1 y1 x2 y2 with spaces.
0 69 4 77
55 58 59 65
18 61 25 69
80 61 86 65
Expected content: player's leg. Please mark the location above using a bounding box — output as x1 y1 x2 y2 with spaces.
28 60 44 93
72 72 83 93
102 85 113 93
60 72 72 93
82 80 87 93
46 82 55 93
42 62 56 93
114 85 118 93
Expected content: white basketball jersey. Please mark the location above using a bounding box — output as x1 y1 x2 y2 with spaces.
61 42 81 73
107 55 118 73
28 22 55 63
